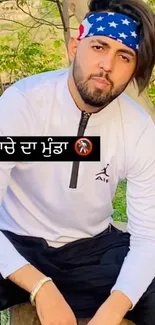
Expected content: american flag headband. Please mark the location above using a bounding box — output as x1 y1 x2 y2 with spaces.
77 12 140 51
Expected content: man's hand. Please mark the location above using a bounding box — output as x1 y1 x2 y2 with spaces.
88 291 132 325
87 302 122 325
35 280 77 325
8 264 77 325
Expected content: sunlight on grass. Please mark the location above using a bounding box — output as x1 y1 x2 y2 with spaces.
113 180 127 222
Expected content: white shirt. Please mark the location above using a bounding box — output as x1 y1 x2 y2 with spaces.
0 68 155 308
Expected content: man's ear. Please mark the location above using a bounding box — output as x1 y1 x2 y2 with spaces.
68 37 79 62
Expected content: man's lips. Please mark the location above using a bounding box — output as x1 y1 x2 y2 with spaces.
91 77 110 88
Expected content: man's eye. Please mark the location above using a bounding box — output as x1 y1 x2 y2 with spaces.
120 55 130 63
92 46 104 51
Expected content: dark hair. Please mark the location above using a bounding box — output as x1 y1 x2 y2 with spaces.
86 0 155 93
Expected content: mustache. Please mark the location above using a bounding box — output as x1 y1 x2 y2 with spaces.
89 72 114 88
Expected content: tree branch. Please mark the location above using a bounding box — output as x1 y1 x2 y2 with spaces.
150 77 155 84
16 0 63 27
0 74 4 94
0 17 41 29
0 5 77 32
55 0 67 31
8 19 42 84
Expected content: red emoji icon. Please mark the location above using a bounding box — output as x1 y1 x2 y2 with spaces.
74 138 93 156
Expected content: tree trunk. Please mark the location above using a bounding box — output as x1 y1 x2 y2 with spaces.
68 0 155 122
68 0 88 23
62 0 71 62
62 0 71 46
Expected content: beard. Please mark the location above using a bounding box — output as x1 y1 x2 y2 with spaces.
72 56 130 110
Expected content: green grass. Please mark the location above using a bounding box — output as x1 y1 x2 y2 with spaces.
1 310 9 325
113 180 127 222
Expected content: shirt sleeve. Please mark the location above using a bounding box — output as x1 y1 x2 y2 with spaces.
0 85 36 278
111 115 155 308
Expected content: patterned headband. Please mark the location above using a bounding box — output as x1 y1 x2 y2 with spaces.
77 12 140 51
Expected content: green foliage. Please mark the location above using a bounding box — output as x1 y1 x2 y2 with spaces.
1 310 9 325
147 0 155 11
0 30 66 87
42 0 60 17
148 83 155 106
17 0 28 5
112 181 127 222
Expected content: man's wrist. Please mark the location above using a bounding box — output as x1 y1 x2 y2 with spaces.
8 264 48 293
107 290 132 318
30 277 52 306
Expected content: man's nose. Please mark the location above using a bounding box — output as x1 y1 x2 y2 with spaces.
98 54 114 72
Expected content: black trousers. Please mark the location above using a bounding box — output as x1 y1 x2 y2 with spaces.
1 225 155 325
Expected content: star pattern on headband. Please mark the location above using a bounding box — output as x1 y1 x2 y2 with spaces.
130 31 137 38
77 12 140 51
97 26 106 31
121 18 130 25
119 32 128 39
96 16 104 21
108 21 118 28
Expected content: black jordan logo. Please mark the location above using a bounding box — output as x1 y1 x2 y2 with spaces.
95 164 109 183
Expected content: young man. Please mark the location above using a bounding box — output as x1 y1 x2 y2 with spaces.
0 0 155 324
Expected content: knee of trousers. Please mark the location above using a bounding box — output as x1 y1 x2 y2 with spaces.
131 291 155 325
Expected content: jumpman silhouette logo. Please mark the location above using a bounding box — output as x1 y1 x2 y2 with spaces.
95 164 109 182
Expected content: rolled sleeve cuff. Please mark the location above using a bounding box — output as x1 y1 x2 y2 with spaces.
1 257 30 279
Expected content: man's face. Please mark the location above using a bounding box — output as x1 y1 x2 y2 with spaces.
69 36 137 108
